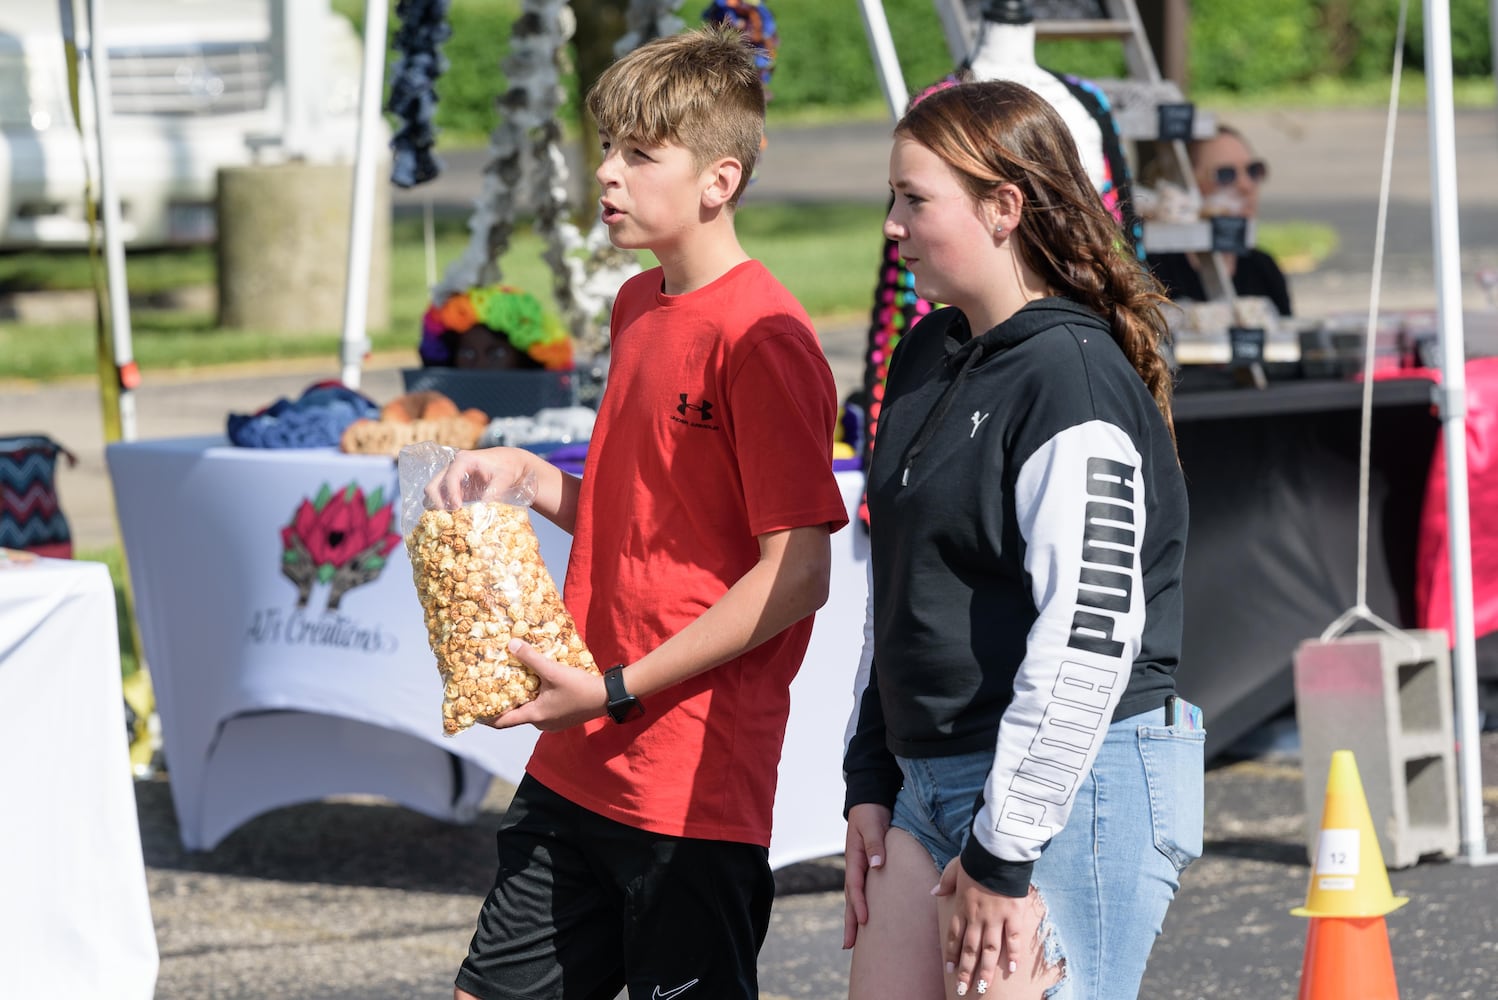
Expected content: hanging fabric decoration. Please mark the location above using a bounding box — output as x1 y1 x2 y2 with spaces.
1053 71 1144 259
530 0 683 360
700 1 778 90
700 0 777 186
436 0 644 360
387 0 453 188
614 0 686 56
434 2 577 305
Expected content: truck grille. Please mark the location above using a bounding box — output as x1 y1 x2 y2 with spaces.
107 41 271 116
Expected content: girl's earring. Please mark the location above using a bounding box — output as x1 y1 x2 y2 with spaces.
993 223 1005 236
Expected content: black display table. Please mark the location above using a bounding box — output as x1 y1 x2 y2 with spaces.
1172 375 1445 755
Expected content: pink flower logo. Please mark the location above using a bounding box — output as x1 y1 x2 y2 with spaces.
280 483 401 610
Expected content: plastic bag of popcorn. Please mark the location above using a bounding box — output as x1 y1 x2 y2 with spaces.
398 441 597 734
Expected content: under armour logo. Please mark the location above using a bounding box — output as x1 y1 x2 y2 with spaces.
970 410 990 438
677 395 714 420
652 980 700 1000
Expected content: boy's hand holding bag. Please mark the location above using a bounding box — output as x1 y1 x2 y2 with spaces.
399 442 597 735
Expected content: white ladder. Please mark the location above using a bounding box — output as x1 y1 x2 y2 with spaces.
856 0 1237 301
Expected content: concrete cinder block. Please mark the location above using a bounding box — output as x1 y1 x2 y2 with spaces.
1293 629 1459 869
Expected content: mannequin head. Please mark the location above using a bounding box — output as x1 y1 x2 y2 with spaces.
1190 126 1268 219
968 0 1039 77
453 325 544 371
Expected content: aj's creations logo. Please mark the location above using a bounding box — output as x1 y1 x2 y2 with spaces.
279 482 402 611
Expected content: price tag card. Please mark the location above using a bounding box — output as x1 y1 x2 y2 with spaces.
1157 102 1196 142
1228 326 1266 365
1315 828 1361 876
1210 216 1249 253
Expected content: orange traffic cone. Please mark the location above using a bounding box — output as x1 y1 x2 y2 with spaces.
1297 917 1400 1000
1293 750 1405 999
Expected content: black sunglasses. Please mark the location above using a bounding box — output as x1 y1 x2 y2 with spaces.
1213 161 1268 186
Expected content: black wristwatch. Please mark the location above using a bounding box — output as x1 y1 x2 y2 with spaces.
603 664 644 724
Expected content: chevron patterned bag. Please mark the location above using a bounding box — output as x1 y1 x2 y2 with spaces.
0 435 75 559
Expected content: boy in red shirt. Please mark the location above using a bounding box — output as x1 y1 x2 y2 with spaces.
431 24 849 1000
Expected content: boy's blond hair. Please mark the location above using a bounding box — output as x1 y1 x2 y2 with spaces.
586 24 765 206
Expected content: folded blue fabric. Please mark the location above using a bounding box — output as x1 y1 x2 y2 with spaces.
227 382 381 449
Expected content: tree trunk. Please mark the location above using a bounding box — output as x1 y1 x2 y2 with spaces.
568 0 628 203
1137 0 1190 88
217 161 390 332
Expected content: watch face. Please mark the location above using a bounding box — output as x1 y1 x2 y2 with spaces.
610 697 644 723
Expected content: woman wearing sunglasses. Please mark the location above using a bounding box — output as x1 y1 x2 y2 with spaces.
1148 125 1293 317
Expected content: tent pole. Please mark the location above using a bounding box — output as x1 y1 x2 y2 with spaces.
83 0 137 440
339 0 389 390
1425 0 1493 865
854 0 910 121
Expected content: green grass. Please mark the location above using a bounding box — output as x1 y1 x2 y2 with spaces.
738 201 887 320
1 202 1343 382
1 201 1343 383
0 246 215 296
0 204 893 382
1257 221 1341 275
0 218 572 381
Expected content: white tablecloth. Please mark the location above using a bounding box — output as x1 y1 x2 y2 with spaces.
107 437 868 868
0 557 158 997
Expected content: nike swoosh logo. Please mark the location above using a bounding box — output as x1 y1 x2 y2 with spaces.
652 979 700 1000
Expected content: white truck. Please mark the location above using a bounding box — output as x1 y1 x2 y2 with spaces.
0 0 370 248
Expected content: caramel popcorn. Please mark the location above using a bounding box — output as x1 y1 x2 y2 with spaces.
406 501 597 734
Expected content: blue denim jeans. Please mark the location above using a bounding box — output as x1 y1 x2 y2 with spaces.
890 706 1204 999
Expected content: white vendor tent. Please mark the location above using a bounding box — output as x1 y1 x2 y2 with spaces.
67 0 1490 863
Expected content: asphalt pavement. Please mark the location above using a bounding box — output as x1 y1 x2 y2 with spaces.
5 106 1498 998
134 737 1498 999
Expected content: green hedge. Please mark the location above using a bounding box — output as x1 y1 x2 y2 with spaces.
1406 0 1496 77
1193 0 1493 91
1188 0 1330 91
338 0 1492 135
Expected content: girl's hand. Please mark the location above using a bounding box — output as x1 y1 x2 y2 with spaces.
934 860 1046 997
842 802 891 949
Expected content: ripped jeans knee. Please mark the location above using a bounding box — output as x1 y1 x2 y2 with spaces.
1022 886 1067 998
1024 707 1202 1000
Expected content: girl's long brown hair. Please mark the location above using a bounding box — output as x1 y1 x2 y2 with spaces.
896 80 1176 441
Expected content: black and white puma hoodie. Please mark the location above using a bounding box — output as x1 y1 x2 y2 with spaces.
844 297 1189 897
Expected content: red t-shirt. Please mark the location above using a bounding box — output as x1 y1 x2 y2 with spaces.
525 260 850 846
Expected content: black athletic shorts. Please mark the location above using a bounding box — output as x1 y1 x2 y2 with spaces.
454 774 775 1000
